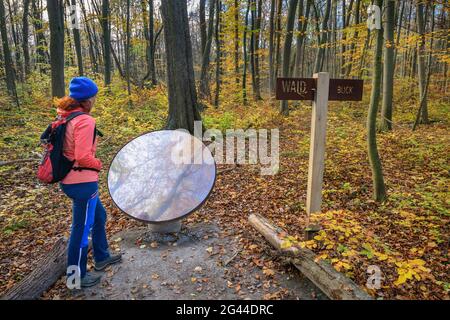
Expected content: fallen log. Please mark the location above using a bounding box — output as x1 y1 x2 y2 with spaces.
1 237 67 300
248 214 372 300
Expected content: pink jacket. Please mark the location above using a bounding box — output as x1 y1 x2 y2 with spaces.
58 107 102 184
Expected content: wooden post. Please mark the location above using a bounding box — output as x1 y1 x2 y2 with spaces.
306 72 330 215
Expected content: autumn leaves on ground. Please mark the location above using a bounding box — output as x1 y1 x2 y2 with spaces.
0 73 448 300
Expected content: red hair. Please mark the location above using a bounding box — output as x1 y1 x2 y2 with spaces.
55 96 90 111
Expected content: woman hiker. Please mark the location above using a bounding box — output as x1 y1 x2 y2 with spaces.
57 77 121 288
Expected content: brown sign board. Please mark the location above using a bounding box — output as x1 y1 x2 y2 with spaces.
276 78 363 101
328 79 364 101
276 78 315 100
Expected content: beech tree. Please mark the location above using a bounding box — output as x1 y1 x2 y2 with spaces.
161 0 201 133
367 0 386 202
47 0 65 98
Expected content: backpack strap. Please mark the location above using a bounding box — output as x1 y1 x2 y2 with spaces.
65 112 103 173
72 166 100 172
65 111 86 122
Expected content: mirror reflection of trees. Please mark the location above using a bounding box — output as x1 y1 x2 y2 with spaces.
108 131 215 222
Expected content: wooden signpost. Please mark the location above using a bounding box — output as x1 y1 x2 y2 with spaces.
276 72 363 216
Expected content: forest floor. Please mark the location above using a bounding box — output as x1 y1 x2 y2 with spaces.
0 75 449 300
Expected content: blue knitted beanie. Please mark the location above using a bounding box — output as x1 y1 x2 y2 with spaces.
69 77 98 101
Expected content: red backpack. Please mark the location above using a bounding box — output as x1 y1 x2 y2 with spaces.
37 112 101 184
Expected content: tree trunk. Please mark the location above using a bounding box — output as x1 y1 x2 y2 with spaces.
313 0 331 74
253 0 262 100
346 0 360 77
7 0 22 81
280 0 299 116
415 0 429 124
102 0 111 85
367 0 386 202
413 2 435 131
380 0 395 131
125 0 131 96
248 214 373 300
294 0 305 77
214 0 222 107
234 0 239 85
148 0 157 85
268 0 276 95
249 0 262 100
22 0 31 77
161 0 201 134
47 0 65 98
199 0 207 56
31 0 48 71
294 0 311 77
70 0 83 76
274 0 282 82
199 0 216 100
393 0 405 69
1 237 67 300
0 0 17 100
340 0 354 77
242 0 251 105
80 0 98 73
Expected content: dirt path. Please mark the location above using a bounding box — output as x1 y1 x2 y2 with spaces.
46 222 325 300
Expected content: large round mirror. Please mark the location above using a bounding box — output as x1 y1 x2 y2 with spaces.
107 130 216 223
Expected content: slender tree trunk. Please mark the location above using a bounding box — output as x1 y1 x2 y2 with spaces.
380 0 395 131
367 0 386 202
415 0 429 124
80 0 98 73
253 0 262 100
102 0 111 85
339 0 354 76
359 28 371 79
234 0 240 85
0 0 17 101
274 0 282 81
313 0 331 73
214 0 222 107
268 0 276 95
413 2 435 130
199 0 207 56
22 0 30 77
242 0 250 105
393 0 405 70
280 0 299 115
125 0 131 97
294 0 305 77
32 0 48 71
346 0 361 77
249 0 257 99
160 0 201 134
47 0 65 98
70 0 83 76
294 0 311 77
401 1 413 78
64 3 74 67
7 0 22 81
199 0 216 100
148 0 157 85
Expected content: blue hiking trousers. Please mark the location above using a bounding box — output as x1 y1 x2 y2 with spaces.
60 181 110 278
